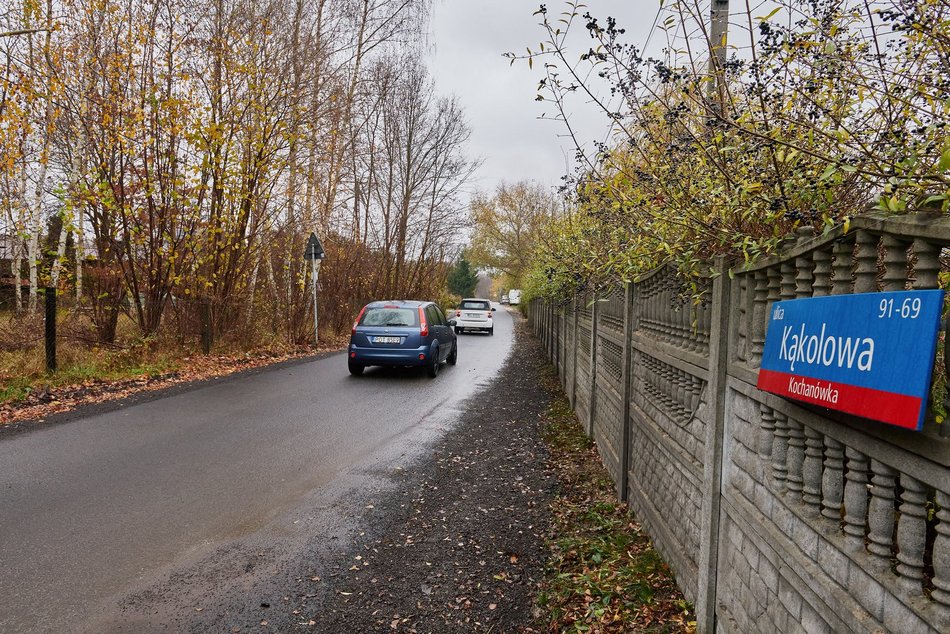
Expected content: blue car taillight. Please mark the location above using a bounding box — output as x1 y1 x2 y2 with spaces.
419 306 429 337
352 305 367 335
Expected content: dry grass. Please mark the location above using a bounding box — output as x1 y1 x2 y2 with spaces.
0 310 344 407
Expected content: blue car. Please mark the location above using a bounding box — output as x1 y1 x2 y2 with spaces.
348 300 458 377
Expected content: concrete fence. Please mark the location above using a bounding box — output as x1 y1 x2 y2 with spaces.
529 211 950 634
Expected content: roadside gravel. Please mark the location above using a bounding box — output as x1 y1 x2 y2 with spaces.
304 313 555 632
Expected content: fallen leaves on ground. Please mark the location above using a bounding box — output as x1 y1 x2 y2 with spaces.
536 368 696 633
0 338 347 427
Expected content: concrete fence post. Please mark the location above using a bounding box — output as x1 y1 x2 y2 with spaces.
588 291 598 437
561 305 567 390
544 301 549 351
571 295 579 408
696 257 731 633
619 282 634 501
546 301 551 356
548 301 553 358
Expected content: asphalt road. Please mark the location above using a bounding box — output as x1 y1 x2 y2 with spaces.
0 305 517 633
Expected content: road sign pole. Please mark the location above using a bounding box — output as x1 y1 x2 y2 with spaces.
318 258 320 346
303 231 326 347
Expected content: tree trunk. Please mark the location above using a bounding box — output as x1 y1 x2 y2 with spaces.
74 221 84 302
49 217 69 288
12 247 22 312
245 255 260 329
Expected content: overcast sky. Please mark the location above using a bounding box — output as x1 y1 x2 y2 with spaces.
425 0 662 197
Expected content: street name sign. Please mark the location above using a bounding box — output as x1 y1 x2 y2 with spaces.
757 290 944 431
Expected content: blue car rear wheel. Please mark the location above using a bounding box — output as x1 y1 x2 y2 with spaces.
427 347 440 378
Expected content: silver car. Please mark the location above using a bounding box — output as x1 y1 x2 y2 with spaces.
453 298 496 335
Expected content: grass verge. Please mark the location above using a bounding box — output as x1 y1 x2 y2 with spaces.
0 346 178 403
536 366 695 633
0 334 349 426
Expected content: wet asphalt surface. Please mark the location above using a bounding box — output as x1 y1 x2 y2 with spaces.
0 307 530 633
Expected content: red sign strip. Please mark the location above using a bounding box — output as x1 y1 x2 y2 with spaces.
756 369 923 430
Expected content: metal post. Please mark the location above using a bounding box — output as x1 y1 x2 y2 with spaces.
708 0 730 116
45 286 56 373
311 258 320 345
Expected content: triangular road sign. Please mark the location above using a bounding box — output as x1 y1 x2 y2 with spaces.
304 232 326 260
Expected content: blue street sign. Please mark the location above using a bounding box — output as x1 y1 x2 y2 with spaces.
757 289 944 431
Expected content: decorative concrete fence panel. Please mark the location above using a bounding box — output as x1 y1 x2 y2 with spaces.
593 289 626 486
528 210 950 634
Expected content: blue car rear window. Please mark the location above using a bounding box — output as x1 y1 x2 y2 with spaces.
360 307 419 327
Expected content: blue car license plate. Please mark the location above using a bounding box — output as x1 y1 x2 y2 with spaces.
373 336 401 344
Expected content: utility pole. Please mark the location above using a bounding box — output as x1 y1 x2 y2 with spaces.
708 0 730 118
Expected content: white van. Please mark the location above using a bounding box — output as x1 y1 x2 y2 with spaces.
508 289 522 305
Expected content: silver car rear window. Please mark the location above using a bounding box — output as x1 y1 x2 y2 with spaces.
360 307 418 327
460 301 489 310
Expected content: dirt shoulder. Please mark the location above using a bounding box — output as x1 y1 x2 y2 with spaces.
300 314 556 633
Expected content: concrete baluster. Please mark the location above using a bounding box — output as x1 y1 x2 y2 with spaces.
758 403 775 460
812 247 833 297
785 416 805 500
780 262 796 301
912 237 940 290
646 357 657 405
795 250 815 298
673 290 690 350
766 265 781 312
687 297 700 353
737 276 748 362
866 460 897 570
831 239 854 295
670 297 681 348
895 473 927 593
853 230 879 294
661 364 674 408
771 411 790 492
843 448 869 551
751 270 767 367
690 375 703 413
802 427 823 514
674 281 685 347
676 371 689 419
820 437 845 522
932 490 950 626
881 234 908 291
697 292 711 353
673 291 687 348
662 277 674 344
